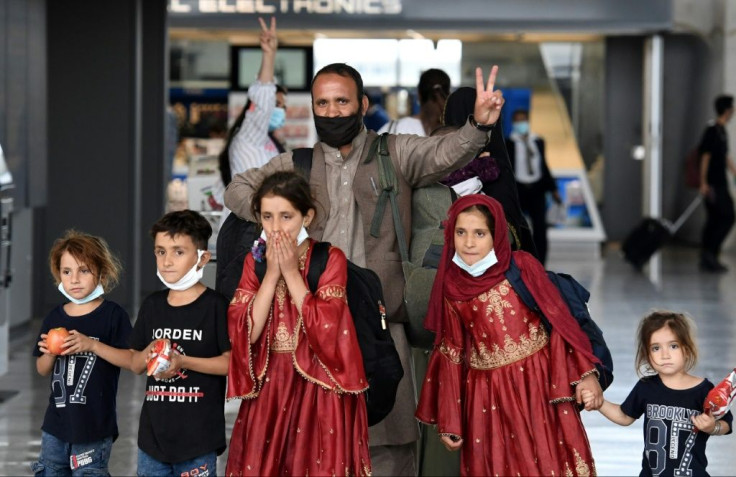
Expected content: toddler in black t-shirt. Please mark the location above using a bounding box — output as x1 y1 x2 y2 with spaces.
32 230 133 475
583 311 733 476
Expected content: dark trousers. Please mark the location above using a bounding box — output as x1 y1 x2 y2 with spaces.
702 185 735 259
518 181 549 265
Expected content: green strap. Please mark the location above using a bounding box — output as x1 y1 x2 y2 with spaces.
369 133 410 263
369 134 391 238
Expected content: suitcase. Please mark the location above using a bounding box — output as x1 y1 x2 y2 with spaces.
622 196 703 269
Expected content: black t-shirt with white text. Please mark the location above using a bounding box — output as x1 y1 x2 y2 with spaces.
621 375 733 477
129 288 231 464
33 300 132 444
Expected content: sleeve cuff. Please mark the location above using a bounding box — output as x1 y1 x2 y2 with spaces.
469 114 495 131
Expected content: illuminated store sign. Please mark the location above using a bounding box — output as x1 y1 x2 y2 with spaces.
168 0 671 33
169 0 402 15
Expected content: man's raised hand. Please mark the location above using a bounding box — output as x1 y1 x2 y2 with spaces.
473 65 505 126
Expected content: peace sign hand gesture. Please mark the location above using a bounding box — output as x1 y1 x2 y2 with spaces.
259 17 278 56
473 65 505 126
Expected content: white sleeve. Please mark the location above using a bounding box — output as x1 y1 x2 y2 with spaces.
229 142 266 178
229 81 276 173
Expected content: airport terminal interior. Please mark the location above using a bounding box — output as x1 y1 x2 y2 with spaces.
2 0 736 475
2 246 736 475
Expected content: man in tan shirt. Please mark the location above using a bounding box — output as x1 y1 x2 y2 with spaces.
225 62 504 476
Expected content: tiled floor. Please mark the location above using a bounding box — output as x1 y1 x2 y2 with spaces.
1 245 735 476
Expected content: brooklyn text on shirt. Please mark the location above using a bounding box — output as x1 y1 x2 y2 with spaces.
151 327 203 341
647 403 701 422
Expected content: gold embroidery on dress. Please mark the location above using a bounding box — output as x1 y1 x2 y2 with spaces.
252 306 273 388
271 321 295 352
573 448 591 477
230 288 253 305
317 285 346 301
438 340 463 365
484 280 513 328
276 278 287 310
290 313 369 395
469 322 548 369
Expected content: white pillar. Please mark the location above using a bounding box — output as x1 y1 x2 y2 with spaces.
643 34 664 284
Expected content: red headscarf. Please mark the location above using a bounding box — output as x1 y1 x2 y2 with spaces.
424 195 599 364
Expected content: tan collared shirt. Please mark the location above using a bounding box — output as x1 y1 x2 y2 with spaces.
321 133 367 267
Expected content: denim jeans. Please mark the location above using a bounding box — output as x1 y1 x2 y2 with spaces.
137 448 217 477
30 431 112 476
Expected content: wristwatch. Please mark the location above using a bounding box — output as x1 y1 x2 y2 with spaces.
469 115 495 132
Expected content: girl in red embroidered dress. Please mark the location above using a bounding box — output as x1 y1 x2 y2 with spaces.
226 171 371 476
415 195 601 476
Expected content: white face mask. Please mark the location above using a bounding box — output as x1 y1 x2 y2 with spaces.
452 249 499 277
157 249 205 291
58 282 105 305
450 176 484 197
259 226 309 246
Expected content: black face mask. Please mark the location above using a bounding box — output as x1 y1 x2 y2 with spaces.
313 112 364 148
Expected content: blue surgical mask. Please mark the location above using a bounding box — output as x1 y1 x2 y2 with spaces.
268 107 286 131
260 226 309 246
452 249 499 277
58 282 105 305
512 121 530 136
157 250 205 291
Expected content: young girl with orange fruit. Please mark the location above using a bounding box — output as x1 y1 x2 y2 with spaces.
32 230 132 476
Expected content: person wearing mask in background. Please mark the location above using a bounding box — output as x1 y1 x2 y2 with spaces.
215 17 287 226
698 94 736 273
506 108 561 265
225 61 505 476
379 68 451 136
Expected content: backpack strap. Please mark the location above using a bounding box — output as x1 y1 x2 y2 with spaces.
254 241 330 295
504 256 552 334
306 242 330 293
505 256 533 307
369 132 410 263
254 256 267 284
292 147 313 179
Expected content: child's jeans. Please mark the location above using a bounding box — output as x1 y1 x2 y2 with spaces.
137 448 217 477
30 431 112 476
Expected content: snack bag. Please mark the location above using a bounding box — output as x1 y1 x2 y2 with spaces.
146 339 172 377
704 368 736 419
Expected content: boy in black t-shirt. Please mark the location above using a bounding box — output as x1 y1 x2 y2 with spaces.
129 210 231 476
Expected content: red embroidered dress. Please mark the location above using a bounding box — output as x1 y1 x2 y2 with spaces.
226 243 371 476
416 195 597 476
416 279 596 476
